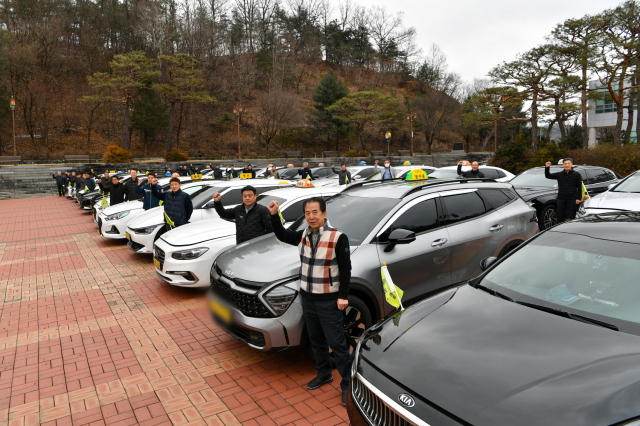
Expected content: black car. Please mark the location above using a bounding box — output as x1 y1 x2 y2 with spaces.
512 165 620 230
348 212 640 426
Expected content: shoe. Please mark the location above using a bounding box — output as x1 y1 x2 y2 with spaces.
342 389 347 406
306 375 333 390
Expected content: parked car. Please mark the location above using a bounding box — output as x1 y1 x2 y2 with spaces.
126 179 294 254
511 165 619 230
349 212 640 426
578 170 640 217
208 179 537 352
153 185 343 287
428 165 514 182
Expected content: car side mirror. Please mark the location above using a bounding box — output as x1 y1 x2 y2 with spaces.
384 229 416 252
480 256 498 271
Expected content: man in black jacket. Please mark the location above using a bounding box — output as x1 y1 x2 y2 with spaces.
212 185 273 244
457 161 485 178
331 164 352 185
122 170 144 202
545 158 584 223
80 173 96 192
298 162 313 180
98 175 126 205
151 177 193 230
241 164 256 179
267 196 351 406
52 172 66 196
213 165 223 179
226 165 238 180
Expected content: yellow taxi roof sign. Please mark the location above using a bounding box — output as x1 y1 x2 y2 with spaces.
278 181 289 185
239 173 253 179
296 179 315 188
405 169 428 181
403 161 411 166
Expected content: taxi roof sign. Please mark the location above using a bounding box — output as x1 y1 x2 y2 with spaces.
239 173 253 179
405 169 428 181
295 179 315 188
460 160 471 166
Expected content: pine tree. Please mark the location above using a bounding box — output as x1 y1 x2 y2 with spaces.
308 70 351 151
130 82 169 156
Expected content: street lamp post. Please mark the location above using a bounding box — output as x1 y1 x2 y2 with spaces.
10 96 16 164
406 113 417 156
233 105 243 160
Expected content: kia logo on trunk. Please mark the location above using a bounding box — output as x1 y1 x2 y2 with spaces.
398 394 415 407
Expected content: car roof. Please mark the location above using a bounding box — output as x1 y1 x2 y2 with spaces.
260 186 341 199
341 178 510 199
182 179 292 188
531 165 606 170
438 165 506 171
551 212 640 244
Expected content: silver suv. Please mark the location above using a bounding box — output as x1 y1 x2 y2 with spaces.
209 179 538 352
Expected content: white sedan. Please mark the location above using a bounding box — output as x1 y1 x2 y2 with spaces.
152 185 344 287
579 171 640 216
428 165 514 182
126 179 294 254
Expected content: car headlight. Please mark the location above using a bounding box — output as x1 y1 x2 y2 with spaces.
133 224 162 234
105 211 130 221
263 284 297 316
171 247 209 260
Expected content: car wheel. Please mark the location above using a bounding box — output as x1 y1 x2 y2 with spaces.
343 296 373 356
540 205 557 230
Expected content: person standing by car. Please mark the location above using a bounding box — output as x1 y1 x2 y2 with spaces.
151 177 193 230
298 162 314 180
53 172 66 196
267 165 280 179
212 185 273 244
545 159 584 223
241 164 256 179
135 172 161 210
457 161 485 178
98 175 126 205
81 172 96 192
331 163 352 185
213 164 223 179
226 165 238 180
121 170 144 202
374 159 396 181
267 197 352 405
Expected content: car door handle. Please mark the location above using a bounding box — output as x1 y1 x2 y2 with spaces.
431 238 448 247
489 224 504 231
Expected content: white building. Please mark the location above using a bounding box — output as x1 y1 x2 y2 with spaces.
587 80 638 147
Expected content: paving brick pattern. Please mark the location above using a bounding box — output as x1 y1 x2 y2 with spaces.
0 196 349 426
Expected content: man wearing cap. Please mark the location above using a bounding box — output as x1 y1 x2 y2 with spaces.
298 162 313 180
212 185 273 244
331 163 352 185
374 159 396 181
457 161 485 178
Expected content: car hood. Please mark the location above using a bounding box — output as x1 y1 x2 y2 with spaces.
513 186 557 201
161 219 236 246
214 234 301 282
126 206 164 228
101 200 143 215
584 191 640 213
362 285 640 426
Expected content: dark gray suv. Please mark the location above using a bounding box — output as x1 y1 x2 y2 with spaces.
209 179 538 352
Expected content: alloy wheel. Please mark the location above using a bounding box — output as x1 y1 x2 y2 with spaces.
544 208 557 229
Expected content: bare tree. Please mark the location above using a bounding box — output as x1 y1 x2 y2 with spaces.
412 90 460 155
253 87 303 157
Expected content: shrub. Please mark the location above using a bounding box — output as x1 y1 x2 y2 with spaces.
343 149 370 157
569 144 640 177
164 148 190 161
102 145 132 163
526 142 566 169
488 133 532 174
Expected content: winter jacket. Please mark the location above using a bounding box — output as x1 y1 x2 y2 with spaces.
99 182 125 205
226 169 239 179
83 178 96 192
457 164 485 178
135 182 161 210
271 217 351 300
122 179 144 202
331 167 352 185
374 164 397 180
241 168 256 178
545 167 583 201
214 201 273 244
213 168 224 179
267 170 280 179
151 186 193 226
298 167 314 180
52 174 66 186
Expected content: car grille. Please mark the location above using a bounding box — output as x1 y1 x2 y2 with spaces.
211 278 273 318
128 239 145 252
154 245 165 262
352 375 417 426
214 319 266 347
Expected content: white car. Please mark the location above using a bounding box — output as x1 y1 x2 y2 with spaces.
97 200 145 238
126 179 294 254
152 185 344 287
428 165 514 182
579 171 640 216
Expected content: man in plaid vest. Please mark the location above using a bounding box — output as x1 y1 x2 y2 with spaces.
269 196 352 406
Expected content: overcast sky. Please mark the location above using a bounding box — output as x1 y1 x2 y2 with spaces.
353 0 622 83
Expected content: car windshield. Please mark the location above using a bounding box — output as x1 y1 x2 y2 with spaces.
479 230 640 335
279 168 299 179
612 174 640 193
190 186 223 208
427 169 461 179
289 194 399 244
510 169 559 188
257 194 287 207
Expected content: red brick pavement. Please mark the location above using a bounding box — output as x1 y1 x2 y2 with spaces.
0 196 349 426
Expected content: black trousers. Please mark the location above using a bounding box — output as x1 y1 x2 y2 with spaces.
557 198 577 222
57 185 64 196
301 296 352 390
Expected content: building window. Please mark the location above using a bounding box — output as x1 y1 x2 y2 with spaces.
594 87 638 114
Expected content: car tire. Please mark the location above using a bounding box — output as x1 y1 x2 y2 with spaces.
540 205 557 230
343 296 373 357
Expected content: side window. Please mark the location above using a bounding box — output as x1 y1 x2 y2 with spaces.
281 199 306 222
606 170 617 181
577 170 588 183
496 170 506 178
587 168 612 184
442 192 487 225
480 189 512 209
378 198 439 243
481 168 500 179
220 188 243 205
501 189 516 200
356 168 376 179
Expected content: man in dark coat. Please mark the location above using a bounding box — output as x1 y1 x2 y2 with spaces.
98 175 126 205
457 161 485 178
53 172 66 196
331 164 352 185
213 165 223 179
545 158 585 222
151 177 193 230
298 162 314 180
226 165 238 180
241 165 256 179
212 185 273 244
122 170 144 202
135 172 161 210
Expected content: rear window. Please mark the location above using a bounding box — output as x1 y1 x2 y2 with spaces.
481 169 501 179
480 189 513 209
442 192 487 225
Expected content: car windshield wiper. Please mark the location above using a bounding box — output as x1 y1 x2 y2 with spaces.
475 284 513 302
515 301 618 331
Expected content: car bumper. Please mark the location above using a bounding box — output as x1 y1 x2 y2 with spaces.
127 226 162 254
208 289 304 351
98 216 128 239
